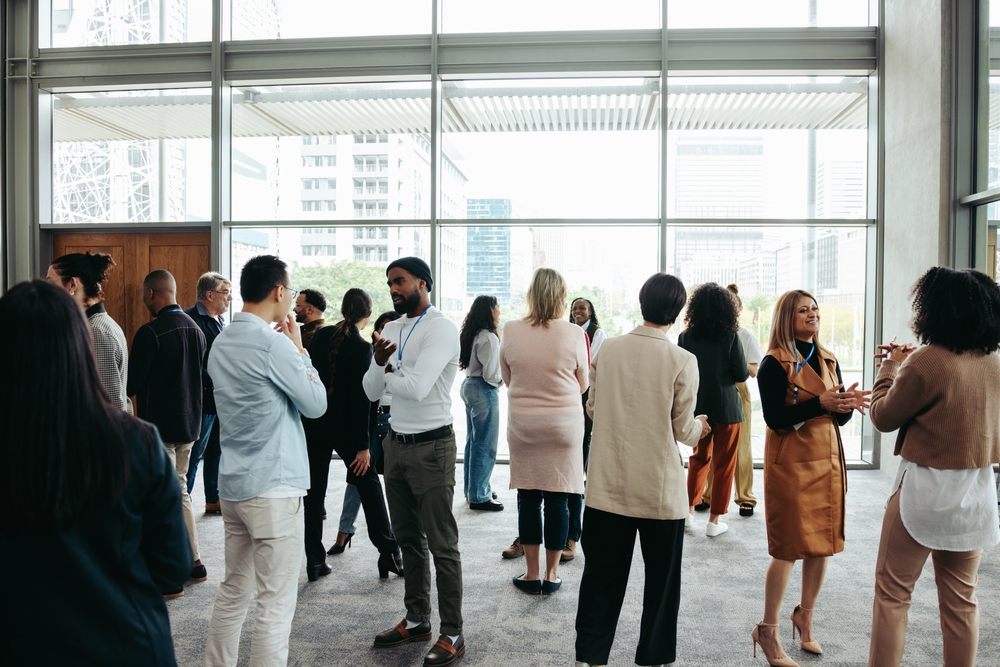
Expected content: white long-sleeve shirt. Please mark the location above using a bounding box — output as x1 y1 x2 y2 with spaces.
464 329 502 387
581 320 608 360
363 306 459 434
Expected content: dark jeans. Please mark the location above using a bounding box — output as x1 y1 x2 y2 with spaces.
567 390 593 542
575 507 685 666
383 428 463 636
302 421 398 568
187 413 221 503
518 489 570 551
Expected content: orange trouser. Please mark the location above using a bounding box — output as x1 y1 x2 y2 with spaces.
686 421 741 516
702 382 756 507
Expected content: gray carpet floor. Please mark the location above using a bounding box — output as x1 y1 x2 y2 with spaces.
169 466 1000 666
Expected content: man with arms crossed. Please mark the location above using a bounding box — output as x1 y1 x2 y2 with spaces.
184 272 231 514
364 257 465 667
128 269 207 597
204 255 326 667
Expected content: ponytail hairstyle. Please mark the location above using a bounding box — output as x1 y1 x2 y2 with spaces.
50 252 116 304
325 288 373 394
459 295 499 370
569 297 601 344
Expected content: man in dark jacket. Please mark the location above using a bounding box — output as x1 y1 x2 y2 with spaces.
128 269 208 597
185 272 231 514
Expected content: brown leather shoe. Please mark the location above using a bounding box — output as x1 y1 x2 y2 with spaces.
424 635 465 667
205 501 221 514
501 537 523 559
560 538 577 563
373 619 432 648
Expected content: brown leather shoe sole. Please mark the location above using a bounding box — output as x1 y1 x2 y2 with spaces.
423 637 465 667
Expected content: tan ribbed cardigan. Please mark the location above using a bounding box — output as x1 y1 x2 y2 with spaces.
869 344 1000 469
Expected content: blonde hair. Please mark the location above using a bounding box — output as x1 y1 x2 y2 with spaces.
524 268 567 327
767 290 830 359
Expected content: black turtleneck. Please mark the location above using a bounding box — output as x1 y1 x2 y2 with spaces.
757 339 850 431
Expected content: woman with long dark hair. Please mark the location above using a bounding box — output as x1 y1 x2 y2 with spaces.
868 268 1000 667
47 251 132 414
331 310 399 554
460 295 503 511
679 282 749 537
0 280 191 666
304 288 402 582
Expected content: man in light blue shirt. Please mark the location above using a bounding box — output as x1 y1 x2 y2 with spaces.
204 255 326 667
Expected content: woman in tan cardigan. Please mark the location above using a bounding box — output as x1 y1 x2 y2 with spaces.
574 273 708 667
500 268 589 595
752 290 870 667
868 267 1000 667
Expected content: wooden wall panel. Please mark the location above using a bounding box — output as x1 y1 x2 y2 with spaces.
56 242 127 327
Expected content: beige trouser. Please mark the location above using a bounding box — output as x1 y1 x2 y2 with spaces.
205 496 305 667
702 382 756 506
164 441 200 561
869 491 982 667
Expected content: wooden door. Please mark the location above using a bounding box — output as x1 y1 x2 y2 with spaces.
52 232 211 349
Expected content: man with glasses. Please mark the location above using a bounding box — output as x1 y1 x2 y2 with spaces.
294 288 328 349
185 272 232 514
204 255 326 667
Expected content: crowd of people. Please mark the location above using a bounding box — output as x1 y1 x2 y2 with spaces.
1 250 998 667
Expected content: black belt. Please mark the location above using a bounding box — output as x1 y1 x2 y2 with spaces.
391 424 453 445
377 405 391 415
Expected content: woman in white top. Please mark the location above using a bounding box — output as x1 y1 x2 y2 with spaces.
868 267 1000 667
565 297 607 561
459 295 503 511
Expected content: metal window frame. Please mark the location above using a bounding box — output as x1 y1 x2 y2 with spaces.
6 1 883 468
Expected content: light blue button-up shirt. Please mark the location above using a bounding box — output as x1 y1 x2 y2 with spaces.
208 312 327 502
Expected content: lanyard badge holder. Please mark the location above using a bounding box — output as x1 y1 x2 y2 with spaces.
395 307 429 375
791 342 816 405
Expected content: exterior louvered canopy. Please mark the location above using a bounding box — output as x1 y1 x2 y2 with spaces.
53 78 870 142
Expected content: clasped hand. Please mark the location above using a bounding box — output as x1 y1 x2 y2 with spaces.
874 335 917 366
819 382 871 415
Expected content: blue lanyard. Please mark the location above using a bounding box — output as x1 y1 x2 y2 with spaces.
792 342 816 403
396 307 429 371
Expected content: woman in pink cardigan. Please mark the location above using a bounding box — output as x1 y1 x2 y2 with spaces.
868 267 1000 667
500 268 589 595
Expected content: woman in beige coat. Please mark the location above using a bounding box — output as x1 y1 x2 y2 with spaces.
574 273 709 667
501 268 589 595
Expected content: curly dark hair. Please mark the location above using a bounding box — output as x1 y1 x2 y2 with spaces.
910 267 1000 354
371 311 398 343
459 295 499 370
50 251 116 303
300 288 327 313
685 282 739 342
569 297 601 344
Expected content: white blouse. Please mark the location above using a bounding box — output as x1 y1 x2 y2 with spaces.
581 320 608 360
465 329 502 387
890 457 1000 552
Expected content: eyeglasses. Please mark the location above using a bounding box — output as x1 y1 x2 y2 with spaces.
274 285 299 299
210 289 232 298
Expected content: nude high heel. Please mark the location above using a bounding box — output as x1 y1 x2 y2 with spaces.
751 622 800 667
790 605 823 655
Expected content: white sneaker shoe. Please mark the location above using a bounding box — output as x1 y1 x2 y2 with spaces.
706 521 729 537
685 513 694 528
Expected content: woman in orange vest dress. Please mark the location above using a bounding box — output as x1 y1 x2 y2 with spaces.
751 290 870 667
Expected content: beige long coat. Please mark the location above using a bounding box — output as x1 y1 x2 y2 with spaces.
585 326 705 520
763 347 846 560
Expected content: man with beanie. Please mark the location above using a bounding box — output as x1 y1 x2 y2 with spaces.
363 257 465 667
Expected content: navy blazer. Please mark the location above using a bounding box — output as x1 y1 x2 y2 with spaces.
185 303 225 415
0 414 192 667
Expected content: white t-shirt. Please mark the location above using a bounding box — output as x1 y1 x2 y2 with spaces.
362 306 460 435
738 326 764 365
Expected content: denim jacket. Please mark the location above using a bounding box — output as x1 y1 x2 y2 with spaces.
208 312 327 502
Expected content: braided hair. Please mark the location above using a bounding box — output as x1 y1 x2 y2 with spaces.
325 288 373 395
569 297 601 344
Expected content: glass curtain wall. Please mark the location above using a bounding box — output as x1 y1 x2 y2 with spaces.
35 0 878 464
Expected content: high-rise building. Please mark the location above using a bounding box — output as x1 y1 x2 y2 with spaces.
466 199 513 303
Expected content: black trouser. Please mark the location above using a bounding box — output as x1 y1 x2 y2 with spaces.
575 507 685 666
567 388 593 542
303 421 398 567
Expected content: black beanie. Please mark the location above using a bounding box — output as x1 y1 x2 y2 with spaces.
386 256 434 292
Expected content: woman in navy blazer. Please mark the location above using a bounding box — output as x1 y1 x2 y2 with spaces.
0 280 191 667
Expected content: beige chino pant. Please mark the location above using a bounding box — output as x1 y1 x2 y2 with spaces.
164 441 200 561
869 490 982 667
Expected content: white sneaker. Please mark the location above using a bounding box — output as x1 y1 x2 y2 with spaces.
706 521 729 537
685 513 694 528
576 663 605 667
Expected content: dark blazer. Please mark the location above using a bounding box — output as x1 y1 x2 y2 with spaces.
184 303 225 415
678 328 749 424
305 325 375 459
0 414 192 667
127 305 206 443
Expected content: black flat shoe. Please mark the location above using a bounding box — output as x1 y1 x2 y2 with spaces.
542 578 562 595
327 532 354 555
739 503 755 517
373 619 432 648
470 499 504 511
694 502 710 512
378 550 404 579
512 575 542 595
307 563 332 582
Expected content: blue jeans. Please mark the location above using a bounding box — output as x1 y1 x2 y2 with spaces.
518 489 570 551
338 411 390 535
460 376 500 504
187 413 221 503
